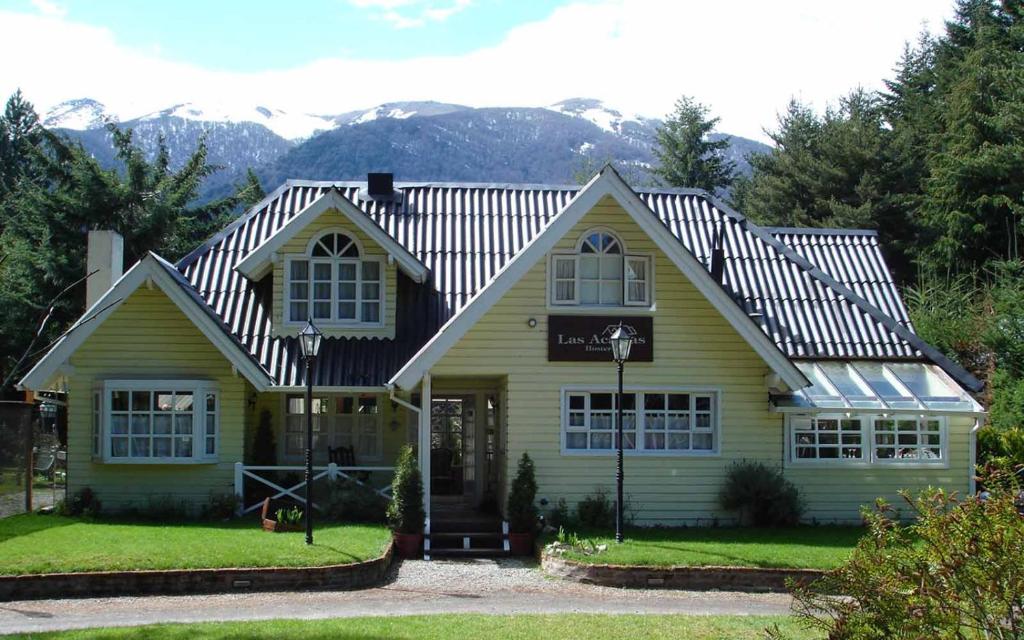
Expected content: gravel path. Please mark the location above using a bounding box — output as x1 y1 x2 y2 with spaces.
0 558 794 635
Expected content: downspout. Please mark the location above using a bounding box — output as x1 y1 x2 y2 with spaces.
969 415 987 496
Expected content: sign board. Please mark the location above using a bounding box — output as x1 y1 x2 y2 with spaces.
547 315 654 362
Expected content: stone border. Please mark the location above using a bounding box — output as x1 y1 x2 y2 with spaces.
542 551 823 592
0 542 393 601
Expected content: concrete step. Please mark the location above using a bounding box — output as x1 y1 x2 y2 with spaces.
429 547 510 558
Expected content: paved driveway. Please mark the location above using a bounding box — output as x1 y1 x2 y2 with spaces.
0 558 795 635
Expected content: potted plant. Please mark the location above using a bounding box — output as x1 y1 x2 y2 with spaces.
260 498 304 532
506 452 538 555
387 445 425 558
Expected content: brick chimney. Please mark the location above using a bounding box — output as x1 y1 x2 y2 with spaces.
86 230 123 309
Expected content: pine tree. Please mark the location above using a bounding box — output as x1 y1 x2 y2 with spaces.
652 96 735 194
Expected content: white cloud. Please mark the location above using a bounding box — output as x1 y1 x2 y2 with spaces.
348 0 473 29
0 0 953 141
29 0 65 19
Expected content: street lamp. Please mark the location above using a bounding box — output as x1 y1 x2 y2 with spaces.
608 322 634 544
298 318 323 545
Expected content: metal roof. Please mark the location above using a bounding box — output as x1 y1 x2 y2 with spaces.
176 179 978 390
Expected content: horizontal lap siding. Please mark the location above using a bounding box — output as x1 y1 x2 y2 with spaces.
68 288 246 511
784 415 974 523
271 210 397 339
432 197 780 525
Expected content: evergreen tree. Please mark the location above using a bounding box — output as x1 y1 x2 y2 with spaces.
652 96 735 193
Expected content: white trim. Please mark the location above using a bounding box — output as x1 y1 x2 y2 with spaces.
19 254 273 392
389 167 808 391
558 384 722 457
274 385 387 393
282 253 386 328
784 413 950 469
304 227 366 257
234 189 429 283
99 378 220 464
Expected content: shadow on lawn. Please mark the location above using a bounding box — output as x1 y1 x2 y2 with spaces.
0 514 79 542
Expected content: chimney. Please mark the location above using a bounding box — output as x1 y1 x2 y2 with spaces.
710 225 725 285
86 230 123 309
367 172 393 197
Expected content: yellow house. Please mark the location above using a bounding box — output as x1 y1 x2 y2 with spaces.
20 168 985 553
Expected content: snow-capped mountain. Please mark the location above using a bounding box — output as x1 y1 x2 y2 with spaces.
45 97 770 203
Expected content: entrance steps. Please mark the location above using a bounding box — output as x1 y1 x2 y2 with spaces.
428 504 508 558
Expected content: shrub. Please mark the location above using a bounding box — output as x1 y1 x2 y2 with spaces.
386 445 425 534
547 498 572 530
201 492 240 520
718 461 803 526
133 495 190 520
978 426 1024 472
768 466 1024 639
575 488 615 529
58 487 101 517
275 506 303 525
323 478 388 524
506 452 538 533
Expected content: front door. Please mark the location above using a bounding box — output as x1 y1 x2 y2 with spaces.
430 397 475 497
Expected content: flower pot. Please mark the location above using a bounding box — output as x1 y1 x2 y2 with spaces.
508 531 535 556
393 532 423 559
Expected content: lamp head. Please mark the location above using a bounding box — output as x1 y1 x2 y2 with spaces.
298 318 323 359
609 322 634 364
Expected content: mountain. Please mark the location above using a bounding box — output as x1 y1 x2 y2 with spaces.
44 97 771 201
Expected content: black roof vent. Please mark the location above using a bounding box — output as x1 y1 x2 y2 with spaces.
367 172 393 197
710 225 726 285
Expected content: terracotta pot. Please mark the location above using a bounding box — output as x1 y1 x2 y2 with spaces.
393 532 423 559
508 531 535 556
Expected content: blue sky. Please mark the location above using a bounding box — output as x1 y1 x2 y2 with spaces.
2 0 557 70
0 0 955 141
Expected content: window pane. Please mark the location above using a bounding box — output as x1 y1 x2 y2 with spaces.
174 414 192 434
290 301 308 322
313 302 331 319
110 414 129 434
206 414 216 436
580 256 599 279
590 433 612 449
644 432 665 449
695 396 712 411
626 258 646 280
627 282 646 303
692 433 713 450
111 390 129 411
131 415 150 434
206 438 216 455
600 255 622 278
153 437 172 457
362 302 380 323
358 397 378 414
362 261 380 281
667 394 689 410
338 301 356 319
668 433 690 450
153 414 172 435
131 391 151 412
338 263 357 281
362 282 380 301
111 437 128 457
555 258 575 278
174 393 193 412
313 262 332 280
591 394 612 410
174 437 193 458
580 281 599 304
566 433 587 449
131 438 150 457
600 281 622 305
569 395 585 410
338 282 356 300
290 260 308 280
555 281 575 301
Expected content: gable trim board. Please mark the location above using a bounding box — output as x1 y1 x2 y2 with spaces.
389 166 809 392
19 253 274 392
706 195 982 393
234 188 429 283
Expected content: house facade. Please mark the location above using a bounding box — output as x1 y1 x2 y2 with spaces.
20 168 985 529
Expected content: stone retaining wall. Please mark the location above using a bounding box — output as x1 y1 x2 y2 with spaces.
542 551 823 592
0 543 393 601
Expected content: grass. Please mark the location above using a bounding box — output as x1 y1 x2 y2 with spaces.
0 514 391 575
4 614 821 639
546 526 864 570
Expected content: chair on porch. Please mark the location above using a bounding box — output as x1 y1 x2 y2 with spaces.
328 445 370 483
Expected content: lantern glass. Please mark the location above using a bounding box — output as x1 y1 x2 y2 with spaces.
609 324 634 363
298 319 323 359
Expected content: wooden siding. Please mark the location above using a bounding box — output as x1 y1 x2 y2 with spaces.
67 288 247 511
271 209 397 339
431 196 974 524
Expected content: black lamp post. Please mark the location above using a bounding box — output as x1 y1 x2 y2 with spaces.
608 322 634 544
298 318 323 546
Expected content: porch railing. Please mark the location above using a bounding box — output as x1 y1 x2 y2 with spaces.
233 463 395 514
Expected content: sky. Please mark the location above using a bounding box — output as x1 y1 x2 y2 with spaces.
0 0 956 141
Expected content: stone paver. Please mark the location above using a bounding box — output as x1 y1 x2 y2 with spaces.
0 558 794 635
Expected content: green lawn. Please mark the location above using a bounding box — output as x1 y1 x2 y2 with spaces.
5 614 821 639
548 526 863 570
0 514 391 575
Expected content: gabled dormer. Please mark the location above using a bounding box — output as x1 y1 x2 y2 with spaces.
234 183 428 339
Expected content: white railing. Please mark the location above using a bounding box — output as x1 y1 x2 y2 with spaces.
234 462 394 514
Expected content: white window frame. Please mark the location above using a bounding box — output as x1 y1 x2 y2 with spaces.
789 414 867 464
548 228 654 310
283 229 385 328
283 393 384 462
786 414 948 468
560 386 721 457
97 379 219 465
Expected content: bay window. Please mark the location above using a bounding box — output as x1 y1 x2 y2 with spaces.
550 230 652 307
789 414 946 465
563 389 717 454
96 380 219 463
286 231 384 325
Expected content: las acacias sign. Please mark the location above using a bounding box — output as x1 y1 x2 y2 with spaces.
547 315 654 362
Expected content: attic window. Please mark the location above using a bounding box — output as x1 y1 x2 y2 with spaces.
550 229 652 307
286 230 384 326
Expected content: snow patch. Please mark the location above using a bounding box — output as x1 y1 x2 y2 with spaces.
136 102 335 140
43 99 110 130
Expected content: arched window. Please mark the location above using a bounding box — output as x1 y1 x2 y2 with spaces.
286 231 383 324
550 229 651 306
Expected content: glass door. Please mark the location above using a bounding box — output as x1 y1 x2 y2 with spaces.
430 397 466 496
